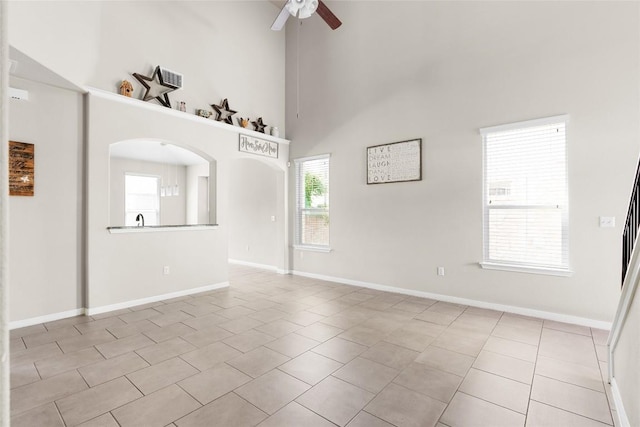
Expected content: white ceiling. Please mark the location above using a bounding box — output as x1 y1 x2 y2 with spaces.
110 140 209 166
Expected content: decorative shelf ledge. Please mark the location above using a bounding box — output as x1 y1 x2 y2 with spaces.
107 224 219 234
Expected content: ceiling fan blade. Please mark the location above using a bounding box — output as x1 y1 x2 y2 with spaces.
316 0 341 30
271 4 291 31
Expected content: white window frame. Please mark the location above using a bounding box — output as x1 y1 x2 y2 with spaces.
480 115 571 277
294 154 331 252
124 173 160 226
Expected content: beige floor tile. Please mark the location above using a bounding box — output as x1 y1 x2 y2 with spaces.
297 323 344 342
499 313 543 330
107 319 160 339
312 337 368 363
180 341 242 371
365 383 447 427
90 308 133 321
384 328 436 352
346 411 394 427
526 400 610 427
544 320 592 337
77 413 120 427
227 346 290 378
181 326 233 348
258 401 336 427
414 310 459 326
79 351 149 387
223 329 277 352
459 368 530 414
248 307 288 323
22 326 81 348
431 331 487 357
596 344 608 362
463 306 503 319
393 362 462 403
75 317 127 335
473 350 534 384
10 324 47 340
44 315 93 331
35 347 105 378
148 310 193 327
127 356 198 394
57 330 116 354
360 341 419 370
10 337 26 352
236 369 311 415
591 329 610 346
440 392 525 427
539 329 599 368
333 357 399 393
11 370 88 416
112 384 201 427
136 336 197 364
284 311 326 326
320 313 369 330
279 351 343 385
491 323 541 346
297 376 374 426
57 377 143 426
484 336 538 363
178 363 251 405
175 392 267 427
218 317 264 334
535 355 604 392
181 313 228 330
264 333 320 357
531 375 612 424
401 320 447 337
11 402 64 427
218 306 256 319
118 308 163 324
415 346 475 377
10 362 41 389
95 333 155 359
11 342 62 366
338 325 386 347
255 319 302 338
144 322 196 343
180 302 221 318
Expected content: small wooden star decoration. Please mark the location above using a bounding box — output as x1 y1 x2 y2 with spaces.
211 98 237 124
252 117 267 133
132 66 177 108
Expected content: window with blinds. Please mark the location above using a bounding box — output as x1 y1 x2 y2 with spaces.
125 174 160 226
480 115 569 275
295 154 330 250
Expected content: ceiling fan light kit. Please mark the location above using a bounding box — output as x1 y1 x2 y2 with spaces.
271 0 341 31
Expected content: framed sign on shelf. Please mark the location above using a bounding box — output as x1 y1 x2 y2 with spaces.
367 138 422 184
9 141 35 196
239 134 279 159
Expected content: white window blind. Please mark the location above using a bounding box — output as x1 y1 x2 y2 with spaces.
481 115 569 274
295 154 330 250
125 174 160 226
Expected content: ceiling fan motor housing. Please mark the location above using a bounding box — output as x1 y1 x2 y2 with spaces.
286 0 318 19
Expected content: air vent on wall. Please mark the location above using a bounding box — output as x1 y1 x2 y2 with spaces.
158 67 183 89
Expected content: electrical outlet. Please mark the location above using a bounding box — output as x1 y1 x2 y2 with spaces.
163 266 170 275
437 267 445 276
599 216 615 228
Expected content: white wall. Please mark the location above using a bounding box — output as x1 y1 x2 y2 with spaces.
186 163 213 225
86 92 289 310
613 288 640 426
228 158 280 268
286 1 640 322
8 77 83 322
8 1 286 131
109 157 188 227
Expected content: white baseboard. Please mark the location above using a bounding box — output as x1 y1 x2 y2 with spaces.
610 377 630 427
291 270 612 330
85 282 230 316
10 308 85 330
229 259 278 272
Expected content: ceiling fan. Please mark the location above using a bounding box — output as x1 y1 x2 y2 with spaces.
271 0 342 31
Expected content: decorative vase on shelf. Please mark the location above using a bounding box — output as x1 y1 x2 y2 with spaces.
270 126 280 138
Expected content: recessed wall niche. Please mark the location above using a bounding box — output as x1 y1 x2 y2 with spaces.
109 140 216 227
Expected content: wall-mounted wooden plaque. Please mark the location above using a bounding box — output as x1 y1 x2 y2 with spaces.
9 141 34 196
367 138 422 184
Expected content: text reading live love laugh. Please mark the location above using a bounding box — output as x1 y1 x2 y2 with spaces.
367 139 422 184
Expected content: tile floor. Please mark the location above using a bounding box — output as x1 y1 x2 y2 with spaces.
9 265 616 426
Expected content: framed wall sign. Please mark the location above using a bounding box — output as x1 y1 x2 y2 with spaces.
9 141 35 196
367 138 422 184
239 134 279 159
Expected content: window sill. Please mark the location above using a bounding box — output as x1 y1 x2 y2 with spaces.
293 245 332 253
480 262 572 277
